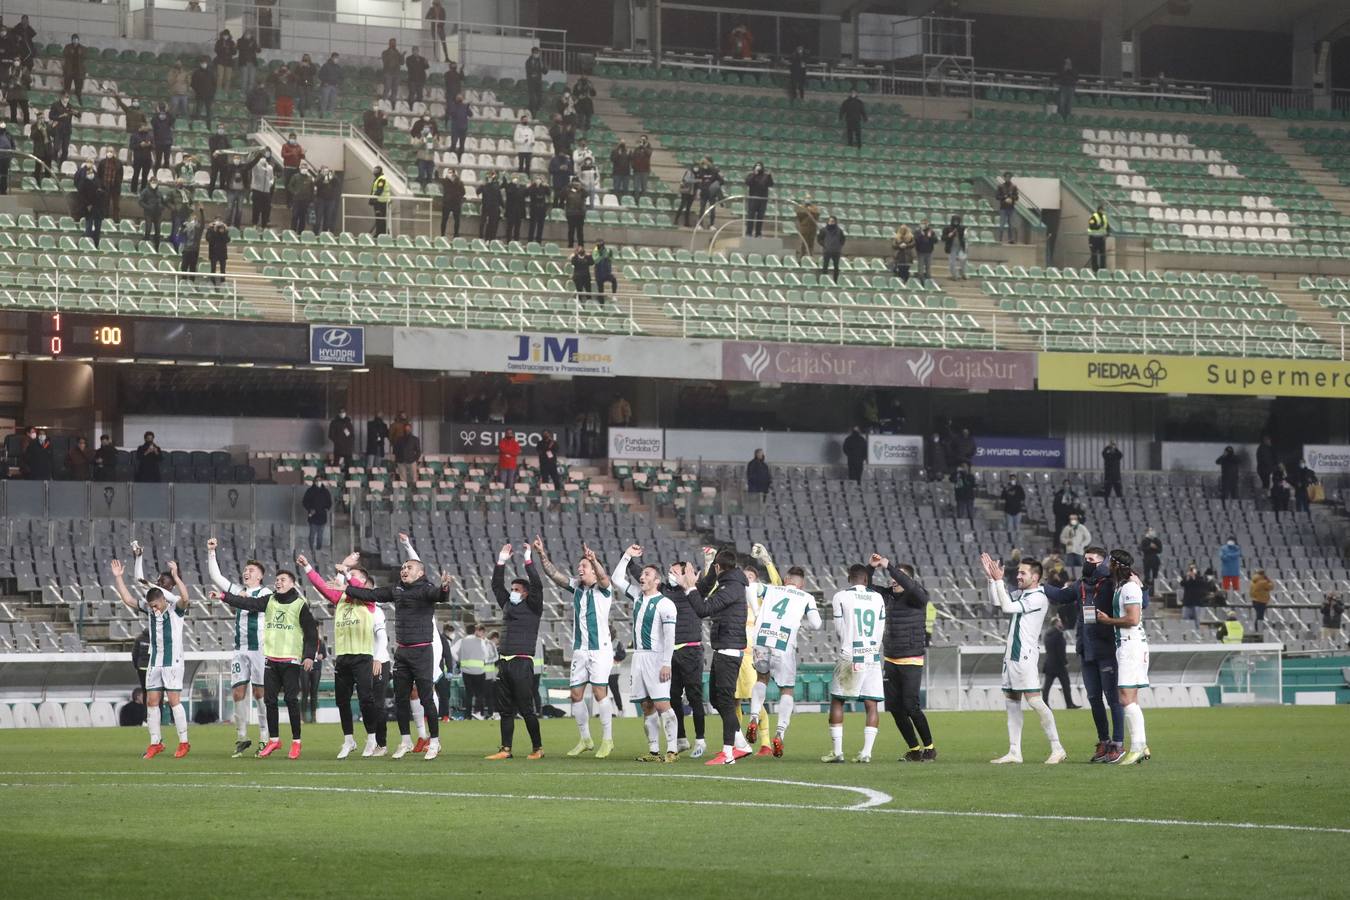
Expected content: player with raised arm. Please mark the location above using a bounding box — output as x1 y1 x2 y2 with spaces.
664 559 708 759
111 557 192 759
613 544 680 762
1093 549 1151 765
396 533 444 753
535 535 616 759
485 542 546 760
821 564 886 764
746 564 821 758
206 537 270 757
213 569 319 759
342 542 454 761
980 552 1067 765
739 542 781 756
872 553 937 762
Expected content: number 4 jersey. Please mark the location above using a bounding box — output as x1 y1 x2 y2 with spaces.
754 584 822 653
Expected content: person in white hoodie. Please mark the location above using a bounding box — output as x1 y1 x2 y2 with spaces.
578 157 600 209
1059 514 1092 568
513 114 535 174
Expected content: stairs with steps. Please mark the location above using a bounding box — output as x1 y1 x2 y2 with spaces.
940 278 1039 351
589 77 686 198
1262 276 1346 351
229 256 304 321
1248 120 1350 220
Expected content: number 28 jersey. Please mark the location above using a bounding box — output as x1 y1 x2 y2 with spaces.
830 586 886 667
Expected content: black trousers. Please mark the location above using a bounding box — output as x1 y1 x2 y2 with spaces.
436 678 452 718
883 661 933 749
334 653 379 738
496 656 543 750
1089 235 1107 270
675 193 694 226
504 212 523 241
393 644 439 739
1081 656 1124 744
480 211 499 240
1103 477 1122 501
440 205 461 237
669 644 705 741
372 666 389 745
709 651 741 747
463 672 488 715
845 121 862 147
528 208 546 242
251 190 272 227
745 197 767 236
264 660 305 740
1143 557 1160 584
821 251 841 280
1042 668 1074 707
303 662 321 720
566 214 584 246
608 672 623 711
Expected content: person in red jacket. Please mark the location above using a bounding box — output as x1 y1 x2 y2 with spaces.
497 429 521 490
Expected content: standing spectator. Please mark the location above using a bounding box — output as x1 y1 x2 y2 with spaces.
21 428 52 480
577 157 600 209
1322 593 1345 640
1291 458 1318 515
951 462 976 523
497 429 521 490
405 47 429 106
134 432 162 483
1255 434 1276 490
1101 440 1123 503
381 39 405 104
1055 57 1077 119
167 61 190 120
593 240 617 296
250 148 277 228
674 161 697 226
362 105 388 149
924 432 947 480
513 115 535 173
1051 479 1079 535
1249 569 1273 627
697 160 722 225
729 23 755 58
526 176 549 243
280 132 305 200
843 426 866 482
630 135 653 196
270 63 295 122
245 81 270 129
7 70 30 125
439 167 465 238
414 133 437 190
941 214 967 280
74 159 107 246
1269 467 1291 519
392 421 420 485
1041 618 1078 708
214 30 237 94
369 166 391 236
744 162 773 238
443 61 464 106
478 172 503 240
427 0 450 62
289 167 315 233
555 88 576 126
178 204 205 275
410 110 437 141
795 196 820 257
746 449 771 495
92 434 119 480
788 45 808 102
951 428 976 467
525 47 547 115
537 430 563 491
293 54 318 118
1215 445 1240 503
205 216 229 286
609 140 632 196
1087 203 1110 271
1218 537 1242 595
817 216 846 282
891 223 915 282
12 17 36 73
65 437 93 480
1138 527 1162 587
0 124 13 195
302 476 332 554
365 411 389 468
115 95 148 136
138 177 167 248
564 179 588 246
48 93 76 165
445 93 471 160
150 103 174 172
995 172 1019 243
549 149 574 209
1059 514 1091 568
207 124 230 192
190 57 216 125
569 244 594 302
572 75 596 131
318 53 342 117
61 34 86 101
504 175 527 242
608 393 632 426
30 117 53 187
839 89 866 148
1001 474 1026 534
328 407 355 470
96 149 123 222
314 165 341 234
302 637 327 723
1180 563 1207 625
236 29 260 98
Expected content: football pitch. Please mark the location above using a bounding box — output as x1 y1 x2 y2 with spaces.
4 706 1347 899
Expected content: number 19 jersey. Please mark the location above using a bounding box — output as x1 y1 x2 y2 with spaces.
830 586 886 667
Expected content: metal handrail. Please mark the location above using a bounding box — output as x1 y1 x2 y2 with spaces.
257 116 409 194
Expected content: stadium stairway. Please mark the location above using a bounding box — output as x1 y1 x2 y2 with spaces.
1251 121 1350 220
1259 277 1343 347
939 278 1039 350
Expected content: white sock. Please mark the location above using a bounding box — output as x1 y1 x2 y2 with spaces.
412 700 428 739
233 698 248 739
255 696 269 743
147 707 162 744
571 701 591 740
722 743 734 759
660 709 677 751
775 693 794 736
862 725 877 757
829 724 843 756
750 681 767 719
170 703 188 742
1027 697 1062 751
733 726 751 751
598 696 613 740
1005 699 1024 755
1124 702 1147 751
643 713 660 752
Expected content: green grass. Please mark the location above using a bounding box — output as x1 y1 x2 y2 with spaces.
3 706 1348 898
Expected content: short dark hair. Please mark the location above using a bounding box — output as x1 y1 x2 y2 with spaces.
488 631 499 640
641 564 662 580
1019 559 1043 579
244 559 265 574
510 578 529 592
145 586 164 604
1084 545 1107 558
276 569 297 582
714 548 738 571
848 564 870 583
897 563 916 578
786 566 806 578
350 568 372 586
1109 549 1134 569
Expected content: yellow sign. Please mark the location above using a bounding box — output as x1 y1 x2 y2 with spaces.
1037 353 1350 398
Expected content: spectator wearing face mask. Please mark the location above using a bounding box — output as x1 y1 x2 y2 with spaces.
205 216 230 286
270 63 295 122
74 159 107 246
293 54 318 118
941 214 967 280
138 176 167 249
250 149 278 228
288 165 316 234
30 118 53 188
207 124 231 192
280 133 305 204
314 166 341 234
572 75 596 131
526 176 549 243
167 61 190 120
445 93 472 161
478 172 503 240
817 215 846 282
381 39 405 104
414 133 438 190
913 220 937 285
593 240 617 297
318 53 342 117
22 428 53 480
362 105 388 149
66 437 94 480
48 93 76 165
439 168 465 238
406 47 429 105
236 30 260 97
514 115 535 173
222 148 264 228
214 29 237 94
96 149 124 221
610 140 631 196
150 103 175 172
190 56 216 125
744 162 773 238
630 135 653 196
62 34 87 101
504 175 527 242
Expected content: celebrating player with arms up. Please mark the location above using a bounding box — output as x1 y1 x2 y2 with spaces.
111 557 192 759
486 542 546 761
613 544 680 762
535 536 616 759
746 564 821 757
980 552 1066 765
822 565 885 764
206 537 270 758
1093 549 1151 765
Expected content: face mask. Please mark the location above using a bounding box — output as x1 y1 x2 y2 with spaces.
508 590 523 605
667 571 680 587
1082 560 1095 579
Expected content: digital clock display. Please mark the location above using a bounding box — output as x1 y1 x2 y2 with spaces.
31 312 134 357
25 312 311 364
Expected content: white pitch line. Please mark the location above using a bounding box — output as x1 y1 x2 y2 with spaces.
2 772 1348 835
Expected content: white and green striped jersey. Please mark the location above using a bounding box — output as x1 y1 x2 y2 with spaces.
207 551 265 652
1111 582 1145 647
631 592 676 655
568 579 613 652
998 585 1048 664
830 586 885 666
138 597 187 667
754 584 822 652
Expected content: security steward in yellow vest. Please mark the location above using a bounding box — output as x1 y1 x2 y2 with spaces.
217 570 318 758
370 165 391 236
1087 203 1110 271
1219 612 1245 644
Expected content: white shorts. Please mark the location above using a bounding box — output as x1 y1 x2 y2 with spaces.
146 662 185 693
1116 639 1150 689
830 659 883 701
231 650 265 688
569 648 613 688
1001 655 1040 693
629 651 671 703
752 645 799 688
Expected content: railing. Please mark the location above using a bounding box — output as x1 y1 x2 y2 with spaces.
257 115 407 190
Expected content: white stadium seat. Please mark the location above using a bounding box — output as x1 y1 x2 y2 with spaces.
38 700 67 728
64 701 92 727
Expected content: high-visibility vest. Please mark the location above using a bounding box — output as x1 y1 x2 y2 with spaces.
263 597 305 660
1222 620 1245 644
924 601 937 635
1087 212 1108 236
333 599 373 657
459 637 487 673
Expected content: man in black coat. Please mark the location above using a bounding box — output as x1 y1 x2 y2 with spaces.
746 449 770 494
1216 445 1241 503
683 548 749 766
1101 441 1123 503
365 412 388 467
872 554 936 760
328 407 354 470
839 89 866 148
486 542 545 759
1255 434 1276 490
1001 475 1026 534
1041 618 1078 708
842 426 866 482
537 430 563 491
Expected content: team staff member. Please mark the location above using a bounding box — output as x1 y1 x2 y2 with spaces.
342 556 454 760
681 548 749 766
214 569 318 760
486 542 546 760
665 560 708 758
871 554 936 762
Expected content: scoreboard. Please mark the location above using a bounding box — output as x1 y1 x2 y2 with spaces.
23 313 312 364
